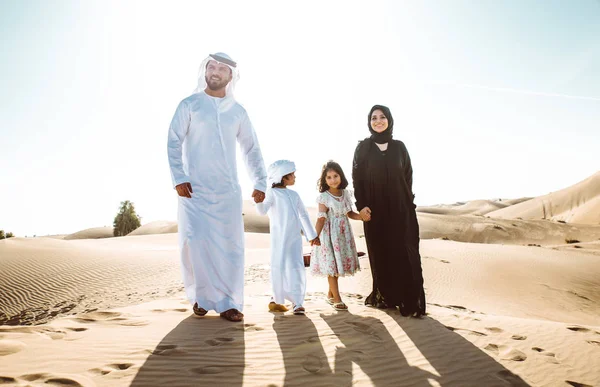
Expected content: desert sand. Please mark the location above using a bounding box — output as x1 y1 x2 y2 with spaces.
1 172 599 386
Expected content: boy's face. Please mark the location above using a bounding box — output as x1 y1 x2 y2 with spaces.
283 172 296 186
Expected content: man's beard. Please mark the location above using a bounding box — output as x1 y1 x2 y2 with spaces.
205 75 230 91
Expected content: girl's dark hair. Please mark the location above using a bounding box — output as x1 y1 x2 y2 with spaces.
317 161 349 193
272 172 294 188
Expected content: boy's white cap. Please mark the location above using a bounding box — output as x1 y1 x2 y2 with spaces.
268 160 295 185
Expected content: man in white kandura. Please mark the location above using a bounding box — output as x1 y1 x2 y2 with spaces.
167 52 267 322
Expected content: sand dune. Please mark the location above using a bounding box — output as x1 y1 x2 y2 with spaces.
122 200 365 237
127 221 178 236
1 234 599 386
418 212 600 245
2 175 600 386
64 226 114 240
417 199 511 216
488 171 600 225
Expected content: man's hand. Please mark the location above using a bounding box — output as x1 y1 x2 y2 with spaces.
252 189 265 203
175 182 193 198
359 207 371 222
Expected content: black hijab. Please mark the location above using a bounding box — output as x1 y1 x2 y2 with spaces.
368 104 394 144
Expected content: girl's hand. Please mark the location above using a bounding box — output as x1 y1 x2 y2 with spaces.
359 207 371 222
310 237 321 246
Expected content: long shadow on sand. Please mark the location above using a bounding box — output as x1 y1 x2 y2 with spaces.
273 313 336 386
322 310 530 386
391 311 530 386
321 311 437 386
130 315 245 387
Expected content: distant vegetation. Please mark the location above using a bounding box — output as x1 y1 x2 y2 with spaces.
0 230 14 239
113 201 142 237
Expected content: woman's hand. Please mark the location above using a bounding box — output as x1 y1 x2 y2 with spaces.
359 207 371 222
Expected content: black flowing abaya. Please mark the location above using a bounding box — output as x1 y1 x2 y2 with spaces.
352 138 426 316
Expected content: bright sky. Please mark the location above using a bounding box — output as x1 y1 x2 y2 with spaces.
1 0 599 237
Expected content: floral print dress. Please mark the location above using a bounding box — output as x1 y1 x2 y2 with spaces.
310 189 360 277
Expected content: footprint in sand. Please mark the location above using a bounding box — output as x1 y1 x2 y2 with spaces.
484 344 527 361
511 334 527 340
531 347 559 364
444 326 487 337
566 381 594 387
0 376 17 384
302 354 323 373
151 308 188 313
0 340 26 356
217 323 264 334
423 256 450 264
431 303 480 314
566 326 590 333
89 363 135 376
586 340 600 347
19 373 93 386
151 344 182 356
350 350 366 361
190 364 244 375
73 311 148 327
205 337 235 346
485 327 504 333
344 321 383 342
0 326 78 341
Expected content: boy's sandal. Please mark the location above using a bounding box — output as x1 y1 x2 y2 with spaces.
193 302 208 316
220 308 244 322
332 302 348 311
293 305 306 315
269 302 289 312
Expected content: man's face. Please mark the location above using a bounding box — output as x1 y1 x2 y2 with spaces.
205 60 232 91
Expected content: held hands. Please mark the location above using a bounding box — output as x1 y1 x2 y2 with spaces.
359 207 372 222
310 237 321 246
252 189 265 203
175 182 193 198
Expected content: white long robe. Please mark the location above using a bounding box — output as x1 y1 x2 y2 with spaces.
167 91 266 313
256 188 317 307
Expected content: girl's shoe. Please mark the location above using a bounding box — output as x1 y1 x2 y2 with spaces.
332 302 348 311
293 305 306 315
326 297 334 305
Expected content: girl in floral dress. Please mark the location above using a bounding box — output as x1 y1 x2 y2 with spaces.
311 161 365 311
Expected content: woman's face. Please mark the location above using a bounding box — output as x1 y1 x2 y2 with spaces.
370 109 389 133
325 169 341 189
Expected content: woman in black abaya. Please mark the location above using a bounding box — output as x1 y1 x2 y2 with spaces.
352 105 426 317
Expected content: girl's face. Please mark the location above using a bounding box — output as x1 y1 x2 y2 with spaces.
325 169 341 189
370 109 389 133
283 172 296 186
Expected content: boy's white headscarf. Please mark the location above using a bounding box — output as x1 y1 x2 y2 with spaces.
194 52 240 97
268 160 296 186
